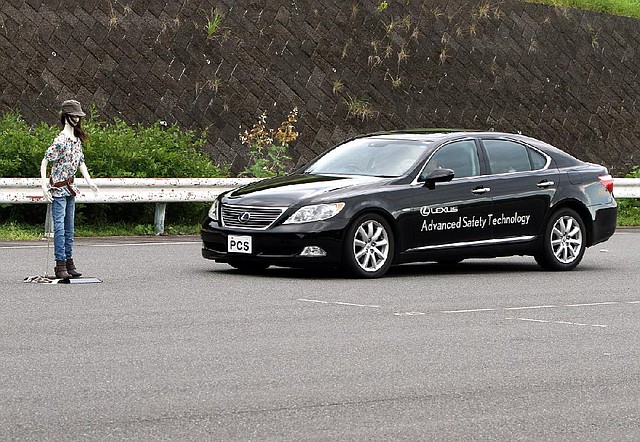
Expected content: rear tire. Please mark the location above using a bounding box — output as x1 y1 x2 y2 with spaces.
534 208 586 271
343 213 394 278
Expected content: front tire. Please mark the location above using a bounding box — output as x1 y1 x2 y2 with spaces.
343 213 394 278
535 208 586 271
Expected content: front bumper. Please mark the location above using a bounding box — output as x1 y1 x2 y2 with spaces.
200 218 346 267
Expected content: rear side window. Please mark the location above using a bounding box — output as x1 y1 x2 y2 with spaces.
529 148 547 170
484 140 547 174
422 140 480 179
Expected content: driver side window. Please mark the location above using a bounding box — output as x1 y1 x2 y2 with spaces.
422 140 480 179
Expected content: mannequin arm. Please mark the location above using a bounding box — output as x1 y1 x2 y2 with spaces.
40 159 52 202
79 163 98 192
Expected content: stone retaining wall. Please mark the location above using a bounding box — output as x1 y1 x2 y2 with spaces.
1 0 638 175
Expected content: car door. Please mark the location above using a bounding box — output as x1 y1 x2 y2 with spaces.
480 138 559 240
404 139 494 253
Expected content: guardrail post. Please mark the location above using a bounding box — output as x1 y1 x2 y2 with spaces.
44 203 53 238
154 202 167 235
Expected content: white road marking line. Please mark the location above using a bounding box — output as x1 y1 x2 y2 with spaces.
506 317 608 328
298 298 330 304
442 308 496 313
394 300 640 317
333 301 381 308
304 299 640 318
297 299 381 308
511 317 548 323
504 305 558 310
394 311 427 316
564 302 619 307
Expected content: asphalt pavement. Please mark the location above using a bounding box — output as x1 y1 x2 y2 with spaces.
1 230 639 440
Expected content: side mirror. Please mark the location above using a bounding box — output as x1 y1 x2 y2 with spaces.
422 168 454 189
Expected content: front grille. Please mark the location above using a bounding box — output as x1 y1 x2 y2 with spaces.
221 204 286 230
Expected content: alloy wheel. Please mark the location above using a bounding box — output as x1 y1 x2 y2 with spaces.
550 215 583 264
352 219 390 272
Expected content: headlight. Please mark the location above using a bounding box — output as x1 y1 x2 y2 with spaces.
283 202 345 224
208 199 220 222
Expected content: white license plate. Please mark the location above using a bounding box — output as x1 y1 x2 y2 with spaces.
228 235 252 254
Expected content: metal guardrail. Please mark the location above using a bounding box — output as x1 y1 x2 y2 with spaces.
0 177 261 204
0 177 260 234
0 177 638 234
611 178 640 198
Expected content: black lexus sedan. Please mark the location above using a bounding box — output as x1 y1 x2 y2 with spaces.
201 131 617 278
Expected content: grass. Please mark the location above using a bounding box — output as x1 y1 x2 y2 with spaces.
0 222 44 240
525 0 640 19
0 222 200 241
206 11 224 38
616 199 640 226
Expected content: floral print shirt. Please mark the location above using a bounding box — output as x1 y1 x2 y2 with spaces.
44 132 84 197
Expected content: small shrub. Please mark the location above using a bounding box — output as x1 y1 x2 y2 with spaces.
626 166 640 178
82 117 228 179
0 110 229 226
0 111 57 177
239 108 299 177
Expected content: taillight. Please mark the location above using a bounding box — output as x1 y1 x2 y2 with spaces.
598 174 614 193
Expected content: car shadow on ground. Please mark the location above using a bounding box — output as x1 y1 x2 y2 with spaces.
207 258 573 280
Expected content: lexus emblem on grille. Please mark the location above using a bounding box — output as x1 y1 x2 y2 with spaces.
238 212 251 223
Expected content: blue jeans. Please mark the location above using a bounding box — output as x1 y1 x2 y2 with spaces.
51 196 76 261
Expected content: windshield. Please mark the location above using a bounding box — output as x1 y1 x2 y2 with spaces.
305 138 432 177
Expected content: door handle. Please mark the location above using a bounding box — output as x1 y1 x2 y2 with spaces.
472 186 491 194
536 180 555 188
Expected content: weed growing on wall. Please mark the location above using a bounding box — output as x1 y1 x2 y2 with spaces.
239 108 299 177
365 2 421 92
376 1 389 13
205 10 224 39
344 96 377 121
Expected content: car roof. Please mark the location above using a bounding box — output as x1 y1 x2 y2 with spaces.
358 130 581 165
363 129 527 140
358 130 469 143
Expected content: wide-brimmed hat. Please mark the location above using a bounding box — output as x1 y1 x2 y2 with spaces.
60 99 86 117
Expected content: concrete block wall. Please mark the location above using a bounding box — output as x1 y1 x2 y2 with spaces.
1 0 638 175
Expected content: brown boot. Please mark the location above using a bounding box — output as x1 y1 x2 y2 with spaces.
55 260 71 279
66 259 82 278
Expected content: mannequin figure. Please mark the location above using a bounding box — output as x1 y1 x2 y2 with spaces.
41 100 98 279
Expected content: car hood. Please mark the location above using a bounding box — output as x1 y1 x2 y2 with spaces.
225 174 385 206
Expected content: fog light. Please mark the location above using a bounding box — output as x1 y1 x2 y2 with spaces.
300 246 327 257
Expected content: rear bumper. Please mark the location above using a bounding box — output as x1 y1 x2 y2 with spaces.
590 205 617 246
